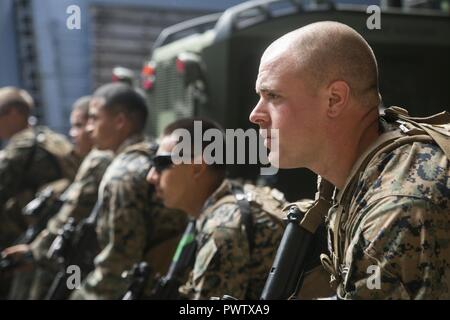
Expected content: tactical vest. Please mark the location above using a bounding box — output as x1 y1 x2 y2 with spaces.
200 181 287 256
319 106 450 297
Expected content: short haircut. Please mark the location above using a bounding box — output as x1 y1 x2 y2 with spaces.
72 95 91 120
298 22 379 106
163 117 227 174
93 83 148 133
0 87 34 117
267 21 380 108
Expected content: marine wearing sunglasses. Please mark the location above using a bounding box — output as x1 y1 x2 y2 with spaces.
151 153 175 173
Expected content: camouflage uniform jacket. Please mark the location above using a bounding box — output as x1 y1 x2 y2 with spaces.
72 135 187 300
30 149 113 261
0 126 80 248
179 179 285 300
326 117 450 299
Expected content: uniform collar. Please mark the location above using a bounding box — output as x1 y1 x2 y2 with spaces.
7 126 34 144
115 134 145 155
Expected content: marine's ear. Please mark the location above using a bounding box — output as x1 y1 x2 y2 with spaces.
326 80 350 118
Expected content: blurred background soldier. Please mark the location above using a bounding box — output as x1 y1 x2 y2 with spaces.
147 118 285 299
2 96 114 299
70 83 186 299
0 87 81 298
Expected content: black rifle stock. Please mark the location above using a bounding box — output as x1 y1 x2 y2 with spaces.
44 201 101 300
122 262 151 300
17 189 64 245
260 205 314 300
215 211 322 301
260 177 334 300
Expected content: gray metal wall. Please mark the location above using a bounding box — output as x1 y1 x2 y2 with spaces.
90 5 211 89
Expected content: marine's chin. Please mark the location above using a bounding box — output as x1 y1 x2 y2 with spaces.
162 197 179 211
268 151 285 169
272 153 305 170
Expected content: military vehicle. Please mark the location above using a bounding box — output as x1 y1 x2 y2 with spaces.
141 0 450 200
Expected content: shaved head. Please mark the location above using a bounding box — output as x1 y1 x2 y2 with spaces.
251 21 383 186
262 21 380 107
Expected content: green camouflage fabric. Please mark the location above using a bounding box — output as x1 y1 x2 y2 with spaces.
0 126 80 249
327 118 450 299
30 149 113 262
179 179 285 300
71 135 187 300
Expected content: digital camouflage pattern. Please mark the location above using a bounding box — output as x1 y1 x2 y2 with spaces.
179 179 285 300
71 136 187 300
327 118 450 299
0 126 80 249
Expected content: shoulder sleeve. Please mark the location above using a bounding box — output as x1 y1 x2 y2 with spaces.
342 196 450 299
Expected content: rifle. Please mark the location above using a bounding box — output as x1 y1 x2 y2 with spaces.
0 251 34 273
214 177 334 300
215 204 320 301
122 262 151 300
150 219 196 299
44 201 101 300
122 184 256 300
121 219 197 300
17 187 64 245
0 187 64 273
259 177 334 300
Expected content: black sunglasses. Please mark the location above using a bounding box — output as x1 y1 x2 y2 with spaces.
152 154 174 173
